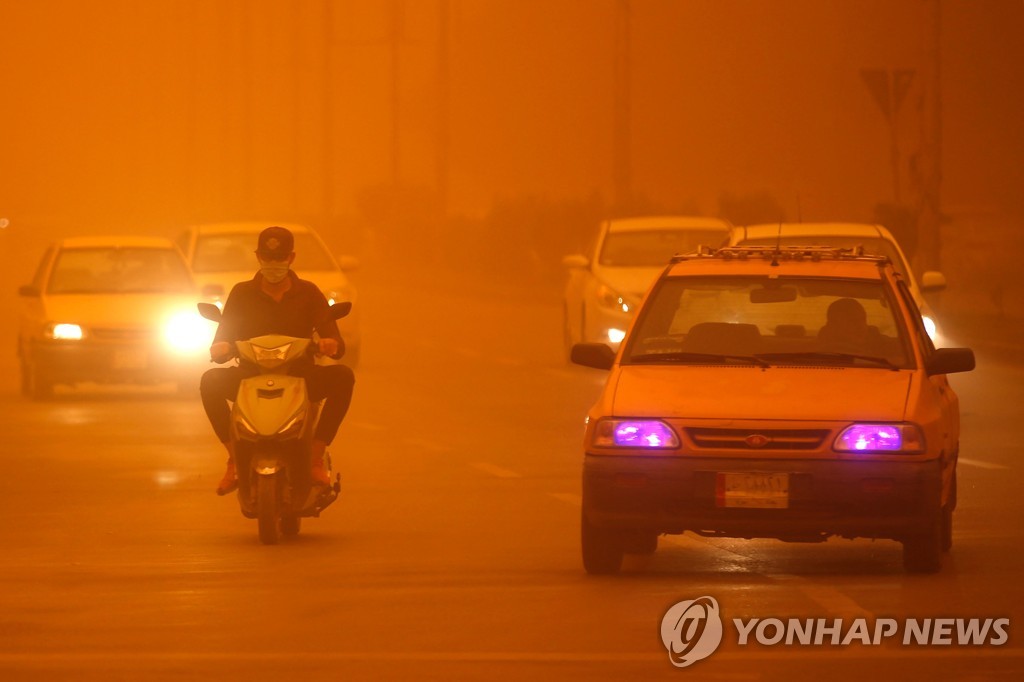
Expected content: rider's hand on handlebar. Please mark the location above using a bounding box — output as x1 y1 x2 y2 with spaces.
210 341 235 364
317 338 339 358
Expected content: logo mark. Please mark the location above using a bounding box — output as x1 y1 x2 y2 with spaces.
661 596 724 668
745 434 770 448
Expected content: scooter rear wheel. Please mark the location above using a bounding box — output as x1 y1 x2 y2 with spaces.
257 474 280 545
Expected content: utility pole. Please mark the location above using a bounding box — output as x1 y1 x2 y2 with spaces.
917 0 943 273
612 0 631 211
322 0 334 222
390 0 405 186
861 67 915 204
436 0 450 217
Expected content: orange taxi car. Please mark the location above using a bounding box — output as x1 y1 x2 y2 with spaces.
571 245 975 574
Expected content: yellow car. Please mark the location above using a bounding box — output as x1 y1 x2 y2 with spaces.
17 236 212 399
571 244 975 574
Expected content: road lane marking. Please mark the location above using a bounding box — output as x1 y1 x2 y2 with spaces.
348 421 386 431
548 492 582 507
403 438 451 452
764 574 874 619
469 462 522 478
959 457 1009 470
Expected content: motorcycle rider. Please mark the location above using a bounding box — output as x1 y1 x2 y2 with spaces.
200 226 356 495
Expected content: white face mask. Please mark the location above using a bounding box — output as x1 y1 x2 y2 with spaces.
259 260 290 284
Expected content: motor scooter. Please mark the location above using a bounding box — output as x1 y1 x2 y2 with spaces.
197 301 351 544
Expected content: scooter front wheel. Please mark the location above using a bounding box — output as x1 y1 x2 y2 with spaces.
256 474 280 545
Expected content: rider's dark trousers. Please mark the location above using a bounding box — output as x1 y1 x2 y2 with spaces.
200 364 355 445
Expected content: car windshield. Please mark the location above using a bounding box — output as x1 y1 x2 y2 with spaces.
47 247 194 294
599 229 727 267
739 236 910 280
192 232 337 272
623 275 913 368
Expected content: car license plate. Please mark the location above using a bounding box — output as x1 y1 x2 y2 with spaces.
113 349 148 370
716 472 789 509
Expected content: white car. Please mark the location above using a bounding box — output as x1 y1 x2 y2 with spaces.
727 223 947 342
562 216 731 354
17 235 211 399
175 222 361 367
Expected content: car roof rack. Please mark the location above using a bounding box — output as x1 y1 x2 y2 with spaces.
671 244 891 264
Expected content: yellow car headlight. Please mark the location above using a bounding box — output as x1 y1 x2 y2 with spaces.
163 310 213 354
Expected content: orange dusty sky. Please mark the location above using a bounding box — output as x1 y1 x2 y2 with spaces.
0 0 1021 237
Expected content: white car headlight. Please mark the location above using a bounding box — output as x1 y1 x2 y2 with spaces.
162 310 213 354
596 283 634 313
50 323 84 340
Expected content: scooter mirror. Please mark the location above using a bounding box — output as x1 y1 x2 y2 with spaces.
197 302 222 322
329 301 352 320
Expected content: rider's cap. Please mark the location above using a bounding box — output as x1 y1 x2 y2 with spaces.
255 226 294 260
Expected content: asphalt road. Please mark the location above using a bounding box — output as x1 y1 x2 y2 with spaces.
1 281 1022 681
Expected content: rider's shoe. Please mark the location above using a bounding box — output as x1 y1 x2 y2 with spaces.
216 458 238 496
310 441 331 487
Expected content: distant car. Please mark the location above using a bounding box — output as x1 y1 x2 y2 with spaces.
562 216 731 355
17 236 212 399
571 244 975 575
175 222 361 367
728 223 947 342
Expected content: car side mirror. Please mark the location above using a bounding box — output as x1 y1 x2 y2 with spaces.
920 271 947 292
337 255 360 271
926 347 975 376
571 342 616 370
562 254 589 269
18 284 40 297
329 301 352 320
197 302 222 323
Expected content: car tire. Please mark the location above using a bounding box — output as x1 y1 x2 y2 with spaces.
21 357 54 401
581 510 624 575
941 471 957 553
902 510 943 574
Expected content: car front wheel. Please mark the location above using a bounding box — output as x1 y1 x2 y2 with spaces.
21 357 54 401
581 510 625 575
903 509 943 574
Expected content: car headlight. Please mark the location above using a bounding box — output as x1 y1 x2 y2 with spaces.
596 283 634 313
49 323 84 340
922 315 938 342
592 418 680 449
833 423 925 454
162 310 213 354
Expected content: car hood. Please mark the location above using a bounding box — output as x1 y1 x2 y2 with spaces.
192 270 352 298
42 293 201 327
593 266 664 299
611 365 911 421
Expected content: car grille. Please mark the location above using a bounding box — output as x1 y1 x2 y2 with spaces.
89 327 155 342
685 428 830 451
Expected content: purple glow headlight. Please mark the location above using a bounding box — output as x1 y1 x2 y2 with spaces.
834 423 924 454
593 419 680 449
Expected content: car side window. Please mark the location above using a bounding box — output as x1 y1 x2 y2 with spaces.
896 280 935 356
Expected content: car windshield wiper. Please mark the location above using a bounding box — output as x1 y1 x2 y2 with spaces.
753 351 899 370
629 351 771 368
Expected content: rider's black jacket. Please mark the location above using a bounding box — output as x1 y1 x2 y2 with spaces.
213 270 344 365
